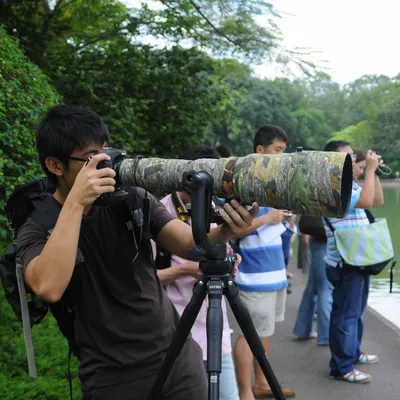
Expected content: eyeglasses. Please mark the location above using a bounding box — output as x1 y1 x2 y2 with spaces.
69 156 89 163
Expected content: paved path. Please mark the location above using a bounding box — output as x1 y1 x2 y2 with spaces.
227 261 400 399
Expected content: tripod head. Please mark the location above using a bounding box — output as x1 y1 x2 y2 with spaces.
182 170 236 276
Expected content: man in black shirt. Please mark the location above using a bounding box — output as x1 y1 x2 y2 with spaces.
17 105 258 399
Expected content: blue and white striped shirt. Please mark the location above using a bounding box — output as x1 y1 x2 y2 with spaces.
323 182 370 267
236 207 288 292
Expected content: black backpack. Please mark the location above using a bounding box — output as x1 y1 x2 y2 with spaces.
0 177 150 381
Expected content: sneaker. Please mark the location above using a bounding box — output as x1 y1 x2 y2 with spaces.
296 331 317 340
333 369 372 384
357 353 380 364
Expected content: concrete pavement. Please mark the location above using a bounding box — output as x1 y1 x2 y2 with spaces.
227 261 400 400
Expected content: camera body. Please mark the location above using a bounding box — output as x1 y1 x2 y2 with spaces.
94 147 128 205
97 147 126 178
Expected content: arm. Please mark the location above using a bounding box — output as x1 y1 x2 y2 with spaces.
238 209 290 236
155 199 258 260
24 153 116 302
24 199 84 302
157 261 201 285
373 174 384 208
355 150 379 209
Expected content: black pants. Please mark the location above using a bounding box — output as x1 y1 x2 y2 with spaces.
82 339 207 400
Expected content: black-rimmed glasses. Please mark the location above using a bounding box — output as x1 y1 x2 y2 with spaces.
69 156 89 163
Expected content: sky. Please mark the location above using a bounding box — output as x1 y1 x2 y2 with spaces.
124 0 400 85
260 0 400 84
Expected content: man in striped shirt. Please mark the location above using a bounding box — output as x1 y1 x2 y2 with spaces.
234 125 295 399
323 140 384 384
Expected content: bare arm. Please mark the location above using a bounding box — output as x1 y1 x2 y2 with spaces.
355 150 379 209
24 153 116 302
373 174 384 208
156 200 258 260
239 209 290 236
157 261 201 285
24 199 84 302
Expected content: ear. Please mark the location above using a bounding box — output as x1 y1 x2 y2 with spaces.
45 157 64 177
255 145 265 154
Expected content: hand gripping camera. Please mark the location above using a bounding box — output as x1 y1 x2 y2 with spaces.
94 147 130 205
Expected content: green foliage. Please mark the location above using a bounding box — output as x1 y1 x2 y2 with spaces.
0 26 60 242
0 284 81 399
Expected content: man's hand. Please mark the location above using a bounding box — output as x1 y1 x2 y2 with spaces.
261 209 290 225
68 153 117 206
218 200 259 237
183 261 202 278
226 243 241 276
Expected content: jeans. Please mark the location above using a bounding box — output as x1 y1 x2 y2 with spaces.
326 266 370 376
293 238 333 345
204 353 239 400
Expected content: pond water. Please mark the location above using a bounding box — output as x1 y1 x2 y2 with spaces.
368 185 400 328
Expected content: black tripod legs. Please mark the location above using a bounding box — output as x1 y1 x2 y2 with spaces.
147 279 207 400
224 280 287 400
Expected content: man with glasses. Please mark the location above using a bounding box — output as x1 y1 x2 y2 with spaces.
16 105 258 399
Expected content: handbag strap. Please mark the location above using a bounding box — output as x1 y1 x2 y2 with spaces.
364 209 375 224
323 217 335 233
324 209 375 234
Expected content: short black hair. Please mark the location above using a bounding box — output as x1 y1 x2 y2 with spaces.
301 145 317 151
323 140 351 152
179 144 221 161
253 124 288 152
215 144 232 158
36 105 110 183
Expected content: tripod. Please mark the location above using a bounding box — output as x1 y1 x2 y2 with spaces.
148 171 286 400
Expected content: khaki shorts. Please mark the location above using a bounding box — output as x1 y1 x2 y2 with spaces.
238 289 287 337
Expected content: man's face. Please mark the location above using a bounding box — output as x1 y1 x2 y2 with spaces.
256 139 287 155
337 145 354 162
49 143 106 191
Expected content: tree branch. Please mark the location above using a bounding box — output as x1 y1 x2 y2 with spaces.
188 0 242 48
41 0 51 15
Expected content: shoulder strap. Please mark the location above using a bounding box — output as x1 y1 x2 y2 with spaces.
171 191 190 224
365 209 375 224
30 194 62 234
323 217 335 234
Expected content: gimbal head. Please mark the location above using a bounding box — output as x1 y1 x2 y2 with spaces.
182 170 235 276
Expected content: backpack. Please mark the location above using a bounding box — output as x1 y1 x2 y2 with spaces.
0 177 150 381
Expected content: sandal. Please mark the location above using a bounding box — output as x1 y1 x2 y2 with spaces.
358 353 380 364
333 369 372 384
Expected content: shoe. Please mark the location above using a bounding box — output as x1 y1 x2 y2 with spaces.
296 331 317 340
333 369 372 384
357 353 380 364
253 386 295 398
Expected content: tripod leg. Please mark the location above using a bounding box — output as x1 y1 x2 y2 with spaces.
147 279 207 400
206 278 224 400
224 280 286 400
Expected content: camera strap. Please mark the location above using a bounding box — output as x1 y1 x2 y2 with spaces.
171 191 190 225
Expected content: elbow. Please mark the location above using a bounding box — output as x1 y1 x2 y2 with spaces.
374 199 384 208
34 285 63 303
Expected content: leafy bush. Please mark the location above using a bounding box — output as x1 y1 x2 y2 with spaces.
0 284 81 399
0 25 60 243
